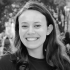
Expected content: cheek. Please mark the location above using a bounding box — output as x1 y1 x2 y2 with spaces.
40 27 47 40
40 31 47 42
38 26 47 36
19 28 27 46
37 27 47 41
19 26 26 39
19 27 22 36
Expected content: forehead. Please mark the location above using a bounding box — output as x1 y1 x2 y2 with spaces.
19 10 46 21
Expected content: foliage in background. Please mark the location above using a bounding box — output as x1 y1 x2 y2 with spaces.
0 0 66 33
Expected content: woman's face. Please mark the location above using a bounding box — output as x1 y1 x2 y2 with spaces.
18 10 48 50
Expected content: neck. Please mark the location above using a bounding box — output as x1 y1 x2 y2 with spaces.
27 45 44 59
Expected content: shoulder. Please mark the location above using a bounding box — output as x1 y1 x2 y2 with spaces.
0 54 16 70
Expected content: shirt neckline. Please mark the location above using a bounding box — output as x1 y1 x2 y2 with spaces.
28 54 46 62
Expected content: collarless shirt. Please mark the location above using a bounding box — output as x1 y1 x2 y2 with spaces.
0 54 16 70
28 55 55 70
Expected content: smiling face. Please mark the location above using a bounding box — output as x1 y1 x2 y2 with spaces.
18 10 48 50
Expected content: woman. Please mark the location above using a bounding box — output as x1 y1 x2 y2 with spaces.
14 1 70 70
0 1 70 70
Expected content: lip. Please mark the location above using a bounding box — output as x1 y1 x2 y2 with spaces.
25 37 39 41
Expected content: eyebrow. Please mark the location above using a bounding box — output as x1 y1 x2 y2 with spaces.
21 22 28 24
21 21 41 25
34 21 41 23
34 22 40 23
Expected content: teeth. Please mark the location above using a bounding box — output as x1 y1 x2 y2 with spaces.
26 38 38 41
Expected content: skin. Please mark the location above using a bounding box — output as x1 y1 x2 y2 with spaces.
18 10 53 59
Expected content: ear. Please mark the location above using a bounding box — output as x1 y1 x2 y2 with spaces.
46 24 53 35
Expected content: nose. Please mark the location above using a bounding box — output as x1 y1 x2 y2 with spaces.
27 26 35 35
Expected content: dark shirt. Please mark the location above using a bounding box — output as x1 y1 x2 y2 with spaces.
0 54 56 70
0 54 16 70
28 55 55 70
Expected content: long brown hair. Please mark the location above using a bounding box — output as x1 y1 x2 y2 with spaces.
14 1 70 70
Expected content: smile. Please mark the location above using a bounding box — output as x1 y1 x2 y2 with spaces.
26 37 39 41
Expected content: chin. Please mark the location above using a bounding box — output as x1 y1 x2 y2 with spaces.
26 45 39 49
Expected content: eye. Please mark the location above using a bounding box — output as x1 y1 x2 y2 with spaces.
22 25 28 29
34 25 41 28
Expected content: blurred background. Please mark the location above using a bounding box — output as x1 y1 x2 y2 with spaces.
0 0 66 33
0 0 70 56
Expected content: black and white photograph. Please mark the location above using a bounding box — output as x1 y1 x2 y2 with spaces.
0 0 70 70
